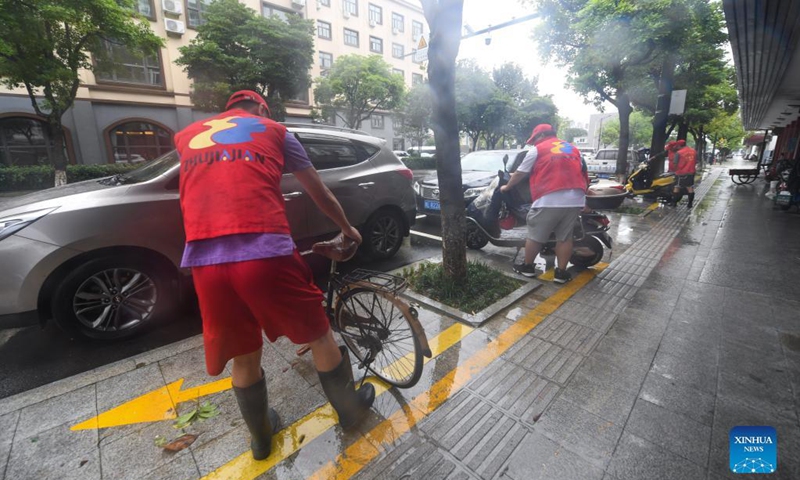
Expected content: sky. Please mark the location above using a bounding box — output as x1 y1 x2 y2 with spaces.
456 0 615 127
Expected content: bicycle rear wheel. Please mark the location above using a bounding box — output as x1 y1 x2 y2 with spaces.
335 287 424 388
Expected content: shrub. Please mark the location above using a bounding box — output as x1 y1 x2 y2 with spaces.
0 164 140 192
402 155 437 170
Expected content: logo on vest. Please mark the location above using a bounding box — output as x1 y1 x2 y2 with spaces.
549 141 575 155
729 426 777 474
188 116 267 150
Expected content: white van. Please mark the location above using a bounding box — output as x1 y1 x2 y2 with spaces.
407 146 437 158
586 149 637 178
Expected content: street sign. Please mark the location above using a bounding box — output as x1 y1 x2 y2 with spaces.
669 89 687 115
413 35 428 63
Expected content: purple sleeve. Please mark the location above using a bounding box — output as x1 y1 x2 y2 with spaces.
283 132 313 173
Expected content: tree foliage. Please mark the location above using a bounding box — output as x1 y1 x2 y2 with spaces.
706 111 744 156
176 0 314 120
313 55 406 129
599 111 653 148
0 0 162 182
398 84 433 149
455 60 556 150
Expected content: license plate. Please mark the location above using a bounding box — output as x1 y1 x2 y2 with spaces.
424 200 441 211
776 193 792 205
597 173 611 179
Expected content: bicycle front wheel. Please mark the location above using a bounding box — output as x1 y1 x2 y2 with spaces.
335 287 424 388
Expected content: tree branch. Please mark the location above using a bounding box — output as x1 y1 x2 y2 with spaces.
24 83 44 117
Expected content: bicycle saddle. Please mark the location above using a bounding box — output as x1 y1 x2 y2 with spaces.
311 233 359 262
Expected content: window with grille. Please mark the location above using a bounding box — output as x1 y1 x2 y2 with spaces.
319 52 333 69
0 117 70 166
343 0 358 16
344 28 359 47
412 73 424 86
186 0 211 28
412 20 424 39
96 40 162 87
108 121 174 163
370 36 383 54
369 4 382 24
392 43 404 58
318 20 332 40
392 13 404 32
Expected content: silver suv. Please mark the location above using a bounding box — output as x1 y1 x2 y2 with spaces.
586 149 637 178
0 124 415 339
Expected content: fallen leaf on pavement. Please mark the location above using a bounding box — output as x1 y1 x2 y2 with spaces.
163 434 198 453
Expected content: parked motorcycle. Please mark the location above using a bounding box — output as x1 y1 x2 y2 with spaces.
465 170 613 268
625 149 677 200
775 166 800 211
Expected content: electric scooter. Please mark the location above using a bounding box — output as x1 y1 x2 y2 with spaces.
624 149 677 201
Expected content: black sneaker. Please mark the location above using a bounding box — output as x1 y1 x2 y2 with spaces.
553 268 572 284
513 262 538 278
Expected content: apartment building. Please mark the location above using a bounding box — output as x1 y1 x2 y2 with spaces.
0 0 427 167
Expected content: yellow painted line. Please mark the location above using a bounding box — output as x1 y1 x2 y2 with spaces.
309 264 606 480
645 201 659 213
201 321 473 480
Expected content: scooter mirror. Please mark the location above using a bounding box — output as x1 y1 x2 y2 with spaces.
503 154 509 172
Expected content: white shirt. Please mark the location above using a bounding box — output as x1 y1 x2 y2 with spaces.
516 147 586 208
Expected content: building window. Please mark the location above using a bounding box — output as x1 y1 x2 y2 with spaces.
411 48 422 64
370 115 385 129
392 68 404 78
318 20 332 40
412 73 424 86
393 138 404 151
319 51 333 69
368 4 382 25
133 0 155 19
96 40 162 87
0 116 70 166
392 43 404 59
108 120 174 163
290 87 309 104
343 0 358 17
344 28 359 47
392 13 404 32
262 3 295 22
186 0 211 28
412 20 424 39
370 36 383 54
318 0 330 6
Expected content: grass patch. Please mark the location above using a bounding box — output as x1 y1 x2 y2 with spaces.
402 260 523 314
614 206 647 215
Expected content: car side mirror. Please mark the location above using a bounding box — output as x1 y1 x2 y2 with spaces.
503 154 509 172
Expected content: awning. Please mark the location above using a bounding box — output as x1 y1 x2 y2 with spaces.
744 134 765 146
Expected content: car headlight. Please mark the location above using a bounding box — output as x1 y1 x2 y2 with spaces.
463 187 487 198
0 207 58 241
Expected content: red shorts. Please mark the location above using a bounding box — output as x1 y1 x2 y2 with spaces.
192 251 330 375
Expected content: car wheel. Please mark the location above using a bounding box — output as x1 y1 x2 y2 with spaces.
52 255 177 340
361 209 404 260
465 222 489 250
570 235 604 268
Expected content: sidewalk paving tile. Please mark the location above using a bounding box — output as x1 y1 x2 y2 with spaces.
557 369 639 426
353 433 467 480
607 432 707 480
534 396 623 469
138 452 201 480
650 350 718 395
95 363 167 444
532 316 604 355
502 336 584 385
638 372 716 427
15 384 96 441
501 431 605 480
625 398 711 468
575 354 647 394
5 423 99 480
0 411 20 480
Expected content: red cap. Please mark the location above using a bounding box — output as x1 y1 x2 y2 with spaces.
676 139 686 147
526 124 554 145
666 141 677 149
225 90 270 114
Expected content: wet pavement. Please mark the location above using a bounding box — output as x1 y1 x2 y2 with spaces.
1 160 799 479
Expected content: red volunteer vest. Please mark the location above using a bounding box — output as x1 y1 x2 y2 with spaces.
175 109 290 242
529 137 588 202
675 146 697 175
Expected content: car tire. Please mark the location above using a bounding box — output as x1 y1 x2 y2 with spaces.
465 222 489 250
361 209 405 260
52 254 177 340
570 235 604 268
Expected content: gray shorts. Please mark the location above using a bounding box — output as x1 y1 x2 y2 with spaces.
526 207 581 243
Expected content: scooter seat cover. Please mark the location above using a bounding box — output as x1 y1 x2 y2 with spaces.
529 137 589 202
657 172 676 178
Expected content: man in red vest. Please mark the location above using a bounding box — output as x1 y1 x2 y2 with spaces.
501 124 589 283
669 139 697 208
175 91 374 460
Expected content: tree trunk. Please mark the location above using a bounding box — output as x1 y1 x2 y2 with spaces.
616 94 632 183
49 118 68 187
422 0 466 279
470 134 478 152
677 121 689 141
649 55 675 176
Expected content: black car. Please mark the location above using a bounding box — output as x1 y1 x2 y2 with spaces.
414 149 529 217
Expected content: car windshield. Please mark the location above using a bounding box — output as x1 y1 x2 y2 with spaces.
461 151 514 171
115 150 179 184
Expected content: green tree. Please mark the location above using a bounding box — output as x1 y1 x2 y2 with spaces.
533 0 685 179
455 60 496 150
314 55 406 129
706 111 744 158
599 111 652 148
176 0 314 120
491 63 557 149
0 0 162 185
398 84 433 149
563 127 588 143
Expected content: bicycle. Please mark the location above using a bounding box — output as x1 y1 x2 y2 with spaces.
298 243 431 389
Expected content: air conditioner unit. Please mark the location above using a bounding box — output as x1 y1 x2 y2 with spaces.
316 0 323 9
163 0 183 15
392 27 399 35
164 18 185 35
369 19 377 27
291 0 306 9
343 10 350 19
